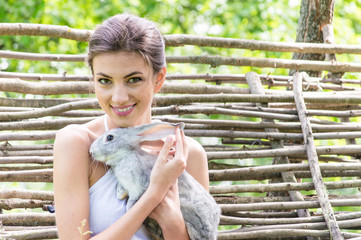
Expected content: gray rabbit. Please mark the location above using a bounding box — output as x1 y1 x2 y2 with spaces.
89 121 220 240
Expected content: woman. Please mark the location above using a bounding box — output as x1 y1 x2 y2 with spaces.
53 13 209 240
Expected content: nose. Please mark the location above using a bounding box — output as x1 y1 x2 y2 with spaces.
112 84 129 104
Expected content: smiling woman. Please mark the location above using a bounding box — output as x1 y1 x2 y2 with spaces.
92 50 165 127
52 13 209 240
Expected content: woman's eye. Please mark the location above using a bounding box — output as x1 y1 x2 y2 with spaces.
128 77 142 84
98 78 112 85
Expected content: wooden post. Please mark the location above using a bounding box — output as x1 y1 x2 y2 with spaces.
246 72 316 240
293 72 344 240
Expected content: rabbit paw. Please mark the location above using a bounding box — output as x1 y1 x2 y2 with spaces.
117 184 128 199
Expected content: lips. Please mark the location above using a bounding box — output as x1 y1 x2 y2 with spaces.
112 104 136 117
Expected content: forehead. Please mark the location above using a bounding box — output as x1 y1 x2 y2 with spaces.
92 51 151 76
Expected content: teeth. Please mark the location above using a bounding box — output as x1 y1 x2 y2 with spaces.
114 105 133 112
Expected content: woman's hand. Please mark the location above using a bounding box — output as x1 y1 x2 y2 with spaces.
149 180 189 239
149 127 188 199
149 180 181 222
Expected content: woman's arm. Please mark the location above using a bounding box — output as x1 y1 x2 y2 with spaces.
148 128 209 240
53 125 94 240
184 136 209 190
54 125 188 240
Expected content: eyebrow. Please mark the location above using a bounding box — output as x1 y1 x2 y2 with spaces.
96 72 112 78
124 71 143 79
95 71 143 79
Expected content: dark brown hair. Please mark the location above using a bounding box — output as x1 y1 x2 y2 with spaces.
87 13 166 74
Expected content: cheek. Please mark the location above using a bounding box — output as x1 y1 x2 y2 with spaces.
95 87 110 100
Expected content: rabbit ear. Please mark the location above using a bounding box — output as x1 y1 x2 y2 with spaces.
137 122 184 141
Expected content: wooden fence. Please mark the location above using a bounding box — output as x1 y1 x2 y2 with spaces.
0 23 361 239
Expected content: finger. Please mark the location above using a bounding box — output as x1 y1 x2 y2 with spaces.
180 129 188 157
171 179 179 192
157 136 173 164
174 127 184 159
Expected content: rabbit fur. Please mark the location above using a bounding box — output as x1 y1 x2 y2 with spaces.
89 121 220 240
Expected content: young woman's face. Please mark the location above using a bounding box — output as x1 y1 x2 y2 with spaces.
92 51 165 128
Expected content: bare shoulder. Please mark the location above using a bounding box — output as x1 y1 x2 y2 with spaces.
184 136 209 190
53 124 95 172
185 136 207 159
55 124 92 146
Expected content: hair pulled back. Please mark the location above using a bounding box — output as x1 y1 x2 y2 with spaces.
87 13 166 74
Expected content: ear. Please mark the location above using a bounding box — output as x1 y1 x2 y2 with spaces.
154 67 166 93
137 122 184 141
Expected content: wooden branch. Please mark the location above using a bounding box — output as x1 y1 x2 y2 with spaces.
0 97 81 108
0 79 249 95
211 170 361 181
0 143 53 151
246 71 311 220
155 93 361 106
0 78 94 95
0 50 85 62
220 212 361 226
0 131 56 141
166 55 361 72
0 199 53 210
2 71 359 87
153 105 299 121
165 34 361 54
217 229 344 239
0 189 53 200
0 212 55 226
0 169 53 182
1 226 56 231
209 163 361 181
159 117 361 132
0 99 98 121
0 228 58 240
3 112 361 133
293 72 343 239
215 195 361 204
230 105 361 118
161 82 250 94
185 129 303 141
186 129 361 141
0 107 103 118
0 71 90 81
166 73 361 86
0 157 53 164
0 117 96 131
219 220 361 238
210 78 359 91
0 166 52 171
227 211 299 218
2 23 361 55
184 122 361 134
218 199 361 212
0 150 53 157
283 155 355 164
210 179 361 194
1 94 359 110
207 142 361 160
0 23 91 41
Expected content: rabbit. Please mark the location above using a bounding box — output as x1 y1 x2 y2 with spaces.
89 121 220 240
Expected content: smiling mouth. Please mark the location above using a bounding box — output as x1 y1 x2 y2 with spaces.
112 104 136 116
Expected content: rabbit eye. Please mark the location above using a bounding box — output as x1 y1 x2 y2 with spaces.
106 135 114 141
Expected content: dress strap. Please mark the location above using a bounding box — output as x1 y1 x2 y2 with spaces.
104 115 109 131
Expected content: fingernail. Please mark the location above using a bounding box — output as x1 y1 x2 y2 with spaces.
166 136 172 143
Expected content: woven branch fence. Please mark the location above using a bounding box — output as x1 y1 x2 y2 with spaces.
0 23 361 240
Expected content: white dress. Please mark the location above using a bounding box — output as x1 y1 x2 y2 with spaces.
88 115 150 239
